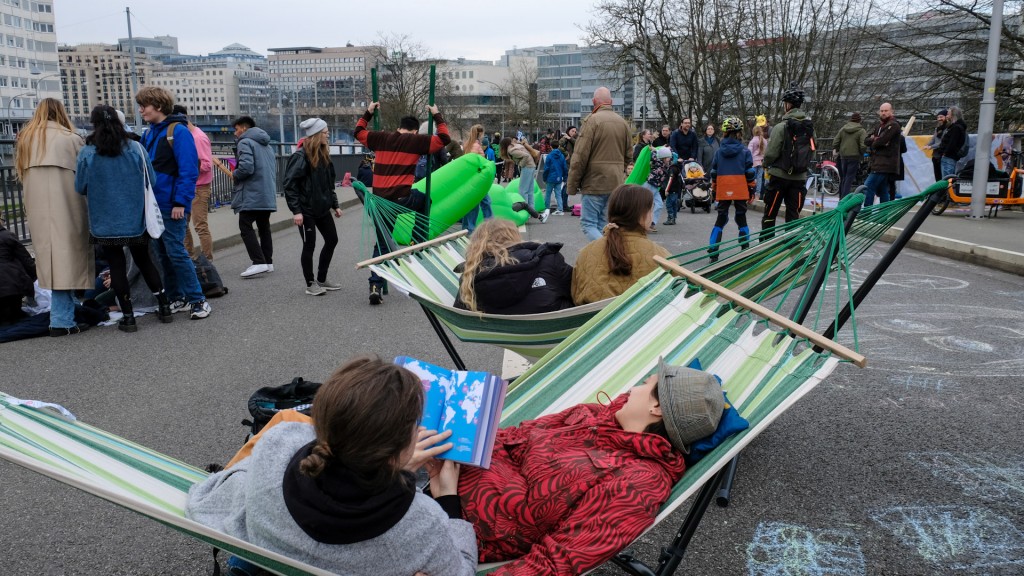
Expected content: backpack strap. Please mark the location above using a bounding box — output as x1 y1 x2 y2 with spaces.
166 122 180 145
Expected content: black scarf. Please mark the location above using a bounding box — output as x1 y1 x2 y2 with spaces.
282 442 416 544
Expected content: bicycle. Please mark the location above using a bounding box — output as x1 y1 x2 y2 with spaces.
806 153 841 213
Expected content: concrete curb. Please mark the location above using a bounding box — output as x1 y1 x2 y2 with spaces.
210 197 363 253
747 199 1024 276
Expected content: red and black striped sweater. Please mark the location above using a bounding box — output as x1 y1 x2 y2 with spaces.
354 111 450 201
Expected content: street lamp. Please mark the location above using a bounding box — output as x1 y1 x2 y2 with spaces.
477 79 506 135
7 91 37 135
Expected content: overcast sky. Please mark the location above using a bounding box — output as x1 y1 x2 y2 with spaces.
53 0 596 61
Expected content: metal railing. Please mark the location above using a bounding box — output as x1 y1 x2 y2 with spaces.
0 166 29 243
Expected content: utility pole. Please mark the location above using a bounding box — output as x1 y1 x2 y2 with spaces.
969 0 1004 219
278 88 285 155
125 7 142 128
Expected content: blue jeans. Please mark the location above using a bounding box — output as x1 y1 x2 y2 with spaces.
49 289 77 328
940 156 958 178
518 167 536 206
581 194 610 242
665 192 680 220
754 166 764 198
153 212 205 304
544 180 564 211
462 194 492 234
642 182 664 225
862 172 892 207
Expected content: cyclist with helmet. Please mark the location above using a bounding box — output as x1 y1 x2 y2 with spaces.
761 83 814 241
708 117 756 263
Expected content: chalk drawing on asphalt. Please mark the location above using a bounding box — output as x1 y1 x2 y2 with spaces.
922 335 995 354
746 522 866 576
853 306 1024 377
909 452 1024 501
845 270 970 291
886 374 958 394
871 506 1024 571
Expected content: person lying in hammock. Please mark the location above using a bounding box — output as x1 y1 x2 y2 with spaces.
572 184 670 305
452 218 574 315
185 355 477 576
213 358 729 576
452 358 724 575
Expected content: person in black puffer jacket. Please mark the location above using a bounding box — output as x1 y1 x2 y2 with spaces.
0 220 36 324
454 219 574 315
284 118 341 296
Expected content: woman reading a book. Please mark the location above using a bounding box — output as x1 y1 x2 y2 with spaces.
456 359 726 575
453 218 574 315
185 355 478 576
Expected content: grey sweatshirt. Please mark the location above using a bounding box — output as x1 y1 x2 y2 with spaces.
185 422 478 575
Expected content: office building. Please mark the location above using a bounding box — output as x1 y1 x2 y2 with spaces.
1 0 60 134
58 43 158 127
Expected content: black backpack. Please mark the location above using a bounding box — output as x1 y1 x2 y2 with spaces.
773 118 816 174
242 377 322 439
193 254 228 298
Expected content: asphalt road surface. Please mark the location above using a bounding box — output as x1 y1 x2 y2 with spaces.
2 204 1022 575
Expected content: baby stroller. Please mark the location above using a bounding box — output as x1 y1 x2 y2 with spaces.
682 161 713 213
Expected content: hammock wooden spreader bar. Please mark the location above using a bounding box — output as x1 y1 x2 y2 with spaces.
654 256 867 368
356 229 469 269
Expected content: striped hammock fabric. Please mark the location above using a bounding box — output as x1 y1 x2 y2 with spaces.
359 188 931 361
0 250 864 576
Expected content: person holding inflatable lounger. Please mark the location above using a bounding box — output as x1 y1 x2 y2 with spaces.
355 102 451 306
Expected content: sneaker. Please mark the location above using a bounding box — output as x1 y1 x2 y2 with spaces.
318 279 342 291
649 224 658 233
305 282 327 296
169 300 190 314
369 285 383 305
552 210 565 216
540 209 550 223
240 264 269 278
190 301 212 320
267 263 274 272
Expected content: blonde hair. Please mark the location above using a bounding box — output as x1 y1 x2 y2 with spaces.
15 98 75 181
304 129 329 168
752 125 765 155
458 219 522 313
464 124 484 155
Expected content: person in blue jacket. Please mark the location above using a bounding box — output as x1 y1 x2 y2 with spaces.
707 118 756 263
75 104 172 332
135 86 211 320
542 147 568 215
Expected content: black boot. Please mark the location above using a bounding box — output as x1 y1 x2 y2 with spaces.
117 294 138 333
156 291 174 324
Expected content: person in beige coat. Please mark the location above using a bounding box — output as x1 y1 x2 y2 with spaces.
16 98 91 336
572 184 669 305
566 87 632 242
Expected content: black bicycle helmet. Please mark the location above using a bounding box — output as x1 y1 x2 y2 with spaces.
721 117 743 134
782 82 805 106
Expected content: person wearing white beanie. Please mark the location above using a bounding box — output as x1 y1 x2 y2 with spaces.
283 118 342 296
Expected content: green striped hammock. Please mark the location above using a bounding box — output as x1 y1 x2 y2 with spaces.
0 255 860 576
357 188 929 361
0 185 945 575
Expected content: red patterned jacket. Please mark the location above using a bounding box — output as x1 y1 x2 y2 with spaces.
459 394 687 575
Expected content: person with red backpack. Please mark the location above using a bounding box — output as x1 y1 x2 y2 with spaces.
760 83 814 241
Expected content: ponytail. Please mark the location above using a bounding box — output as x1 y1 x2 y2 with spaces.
299 441 332 478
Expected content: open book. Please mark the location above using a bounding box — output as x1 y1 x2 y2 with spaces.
395 357 507 469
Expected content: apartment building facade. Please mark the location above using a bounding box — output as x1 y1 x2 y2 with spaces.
1 0 60 134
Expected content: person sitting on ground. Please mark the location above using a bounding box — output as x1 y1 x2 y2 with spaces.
0 217 36 325
572 184 670 305
453 219 574 315
185 355 478 576
457 358 725 575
